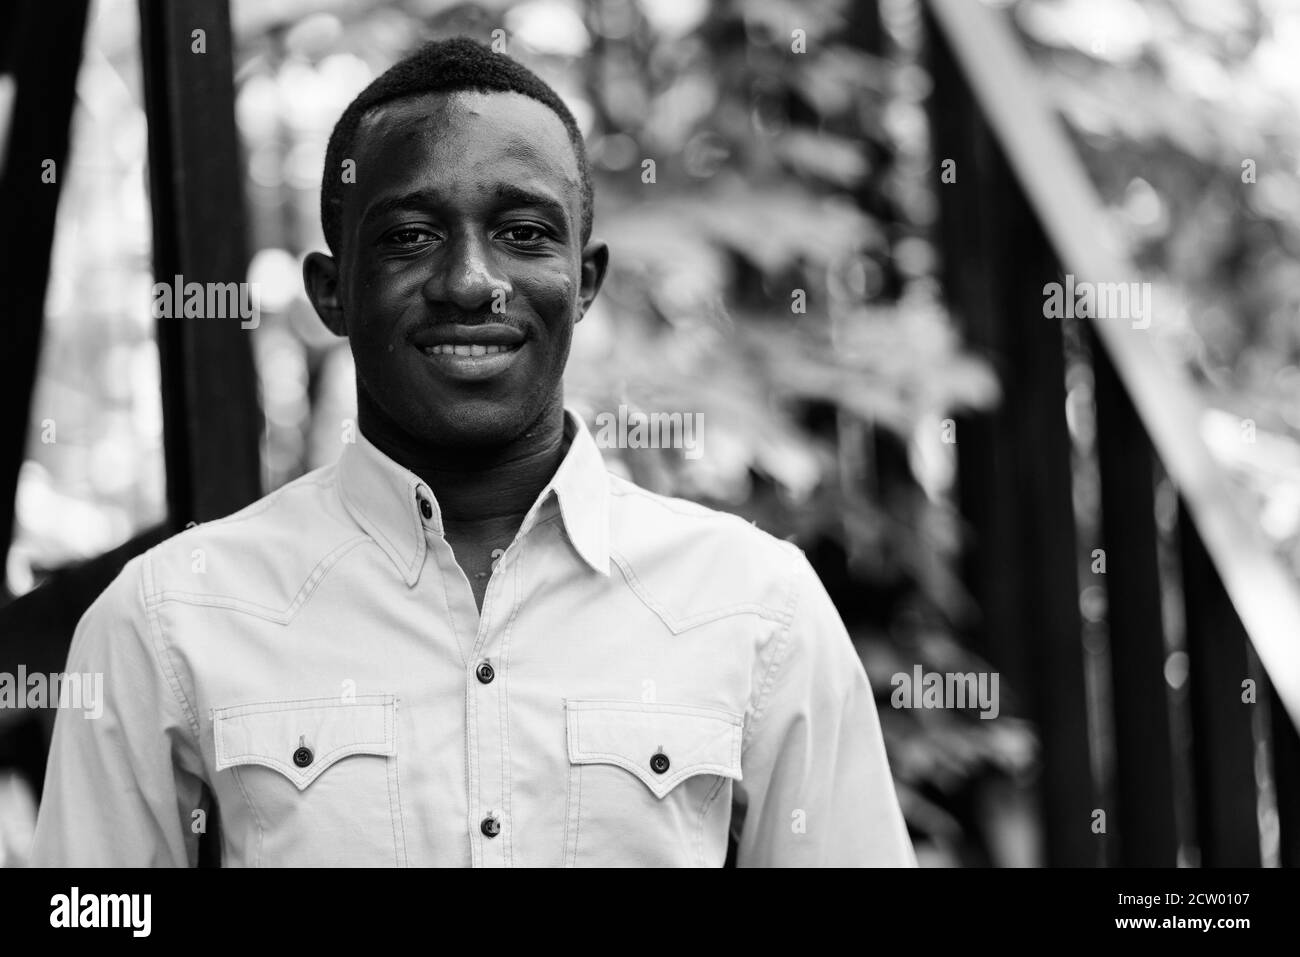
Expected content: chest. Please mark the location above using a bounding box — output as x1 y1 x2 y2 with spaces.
172 541 773 866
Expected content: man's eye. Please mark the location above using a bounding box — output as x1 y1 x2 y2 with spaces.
498 224 549 245
385 227 437 246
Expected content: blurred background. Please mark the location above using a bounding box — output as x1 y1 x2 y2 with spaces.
1 0 1298 868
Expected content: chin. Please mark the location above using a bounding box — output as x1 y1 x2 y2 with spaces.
414 400 537 450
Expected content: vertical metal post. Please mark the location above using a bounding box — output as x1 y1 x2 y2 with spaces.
1092 335 1179 865
0 0 91 596
1179 502 1262 866
139 0 262 526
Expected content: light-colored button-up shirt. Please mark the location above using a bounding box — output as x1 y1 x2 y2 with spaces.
31 411 915 867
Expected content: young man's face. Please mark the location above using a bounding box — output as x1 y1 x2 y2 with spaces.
307 90 607 450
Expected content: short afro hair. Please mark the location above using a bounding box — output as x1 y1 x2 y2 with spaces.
320 36 593 257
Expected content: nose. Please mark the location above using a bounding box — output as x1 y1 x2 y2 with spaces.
422 232 512 314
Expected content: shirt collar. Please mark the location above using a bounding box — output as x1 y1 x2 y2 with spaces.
336 408 610 585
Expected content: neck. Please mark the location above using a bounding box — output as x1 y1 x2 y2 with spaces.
359 397 568 527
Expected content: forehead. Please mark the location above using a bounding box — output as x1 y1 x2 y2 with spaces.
352 89 581 201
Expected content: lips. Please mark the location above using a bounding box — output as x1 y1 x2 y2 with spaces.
410 323 526 349
410 323 527 382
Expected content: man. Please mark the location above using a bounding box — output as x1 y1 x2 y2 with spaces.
31 37 914 867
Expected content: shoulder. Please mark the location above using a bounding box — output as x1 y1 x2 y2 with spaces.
606 474 815 628
136 463 368 611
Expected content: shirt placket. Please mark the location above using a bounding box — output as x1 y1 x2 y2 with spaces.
463 504 555 867
465 543 516 869
418 484 555 868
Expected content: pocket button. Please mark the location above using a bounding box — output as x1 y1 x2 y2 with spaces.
293 745 314 768
650 751 670 774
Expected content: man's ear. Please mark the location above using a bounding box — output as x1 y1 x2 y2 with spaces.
576 240 609 323
303 251 347 337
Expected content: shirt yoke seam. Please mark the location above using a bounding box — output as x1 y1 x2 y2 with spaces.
147 535 370 625
609 548 793 634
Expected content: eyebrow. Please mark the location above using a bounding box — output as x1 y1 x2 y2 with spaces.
360 185 571 229
493 185 570 225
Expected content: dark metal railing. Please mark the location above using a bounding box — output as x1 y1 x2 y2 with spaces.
925 0 1300 867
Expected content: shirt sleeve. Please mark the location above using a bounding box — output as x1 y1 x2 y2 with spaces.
29 552 207 867
732 545 916 867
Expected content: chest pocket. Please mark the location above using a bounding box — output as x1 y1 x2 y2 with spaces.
212 694 406 867
563 700 743 867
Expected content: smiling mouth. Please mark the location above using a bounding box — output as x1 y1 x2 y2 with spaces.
409 322 528 381
413 338 525 382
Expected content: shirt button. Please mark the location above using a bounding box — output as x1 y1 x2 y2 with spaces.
293 746 314 768
650 751 670 774
475 660 495 684
480 814 501 838
418 496 433 520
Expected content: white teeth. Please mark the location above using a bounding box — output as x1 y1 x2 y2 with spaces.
423 343 515 356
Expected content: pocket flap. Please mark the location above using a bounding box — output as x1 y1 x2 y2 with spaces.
565 699 743 799
213 694 396 791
